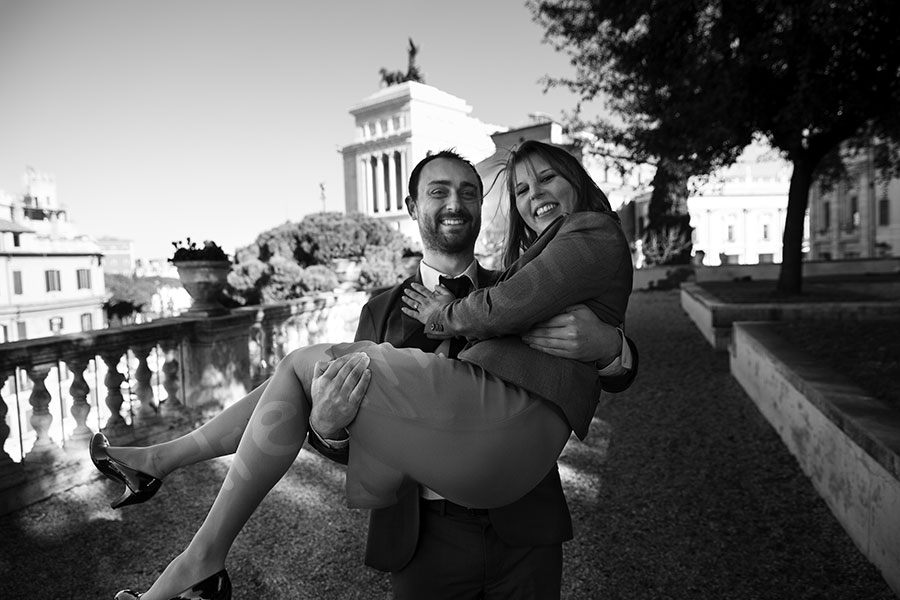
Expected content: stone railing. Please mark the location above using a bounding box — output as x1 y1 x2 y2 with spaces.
0 289 370 514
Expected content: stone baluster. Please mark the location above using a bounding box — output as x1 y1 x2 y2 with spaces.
248 310 268 387
25 364 61 461
159 340 184 417
261 317 280 378
101 350 128 433
65 356 93 446
132 343 158 422
0 369 23 477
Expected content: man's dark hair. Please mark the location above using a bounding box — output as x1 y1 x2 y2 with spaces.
407 149 483 201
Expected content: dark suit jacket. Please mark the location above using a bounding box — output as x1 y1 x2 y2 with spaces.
310 234 638 572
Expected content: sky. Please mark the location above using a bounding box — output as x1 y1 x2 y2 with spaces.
0 0 588 260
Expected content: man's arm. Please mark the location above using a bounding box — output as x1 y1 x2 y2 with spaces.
521 304 639 393
307 303 379 464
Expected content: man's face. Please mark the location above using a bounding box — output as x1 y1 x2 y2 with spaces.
407 158 482 255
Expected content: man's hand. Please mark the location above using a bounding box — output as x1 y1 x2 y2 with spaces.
521 304 622 365
309 352 371 440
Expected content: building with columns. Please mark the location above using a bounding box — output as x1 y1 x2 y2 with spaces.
807 145 899 260
687 141 797 265
341 81 502 242
0 168 106 342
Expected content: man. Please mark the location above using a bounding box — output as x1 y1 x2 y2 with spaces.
308 150 637 598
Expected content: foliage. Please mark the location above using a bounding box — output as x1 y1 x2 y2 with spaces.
170 238 230 263
105 273 170 309
530 0 900 293
104 273 182 319
359 246 408 289
228 212 411 304
299 264 340 293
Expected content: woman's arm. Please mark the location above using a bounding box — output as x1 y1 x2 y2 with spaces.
406 212 633 340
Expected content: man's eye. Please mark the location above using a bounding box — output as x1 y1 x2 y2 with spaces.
429 189 447 197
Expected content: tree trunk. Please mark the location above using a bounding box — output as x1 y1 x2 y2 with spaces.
776 155 814 295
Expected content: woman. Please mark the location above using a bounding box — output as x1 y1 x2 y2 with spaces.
103 140 633 600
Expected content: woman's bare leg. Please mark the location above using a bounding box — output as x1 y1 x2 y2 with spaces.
105 380 270 479
133 345 330 600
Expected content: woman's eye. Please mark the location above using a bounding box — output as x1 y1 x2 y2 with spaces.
515 186 528 196
541 174 555 183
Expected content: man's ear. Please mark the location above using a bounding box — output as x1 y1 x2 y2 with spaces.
405 196 417 220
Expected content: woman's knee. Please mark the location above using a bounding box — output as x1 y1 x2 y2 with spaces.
278 344 333 381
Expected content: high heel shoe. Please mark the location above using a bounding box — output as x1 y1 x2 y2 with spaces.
90 432 163 509
114 569 232 599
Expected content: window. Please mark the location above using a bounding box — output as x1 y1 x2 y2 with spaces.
762 223 770 241
851 195 860 228
77 268 92 289
879 197 890 226
1 325 7 343
12 271 22 295
49 316 63 334
45 270 61 291
726 225 735 242
80 313 93 332
12 233 20 247
823 201 831 230
758 253 775 264
16 321 26 341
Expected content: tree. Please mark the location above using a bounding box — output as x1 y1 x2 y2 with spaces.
228 212 412 304
531 0 900 293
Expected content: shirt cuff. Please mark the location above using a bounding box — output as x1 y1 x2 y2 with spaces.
597 328 632 377
310 424 350 450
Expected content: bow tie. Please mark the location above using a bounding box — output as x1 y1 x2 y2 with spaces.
439 275 473 298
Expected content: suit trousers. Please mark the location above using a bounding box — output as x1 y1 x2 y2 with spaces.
391 499 563 600
310 340 572 510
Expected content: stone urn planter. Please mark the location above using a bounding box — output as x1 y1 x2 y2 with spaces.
173 260 231 317
170 239 232 317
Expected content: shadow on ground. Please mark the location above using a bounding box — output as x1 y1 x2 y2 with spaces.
1 290 895 599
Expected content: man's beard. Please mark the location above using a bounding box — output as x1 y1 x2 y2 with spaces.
419 211 481 255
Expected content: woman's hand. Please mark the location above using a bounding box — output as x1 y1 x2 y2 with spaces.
401 282 456 325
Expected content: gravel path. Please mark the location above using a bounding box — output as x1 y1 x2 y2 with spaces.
1 289 895 599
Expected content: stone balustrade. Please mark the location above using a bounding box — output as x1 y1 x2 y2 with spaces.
0 289 370 514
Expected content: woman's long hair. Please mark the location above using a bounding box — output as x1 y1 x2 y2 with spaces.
501 140 614 269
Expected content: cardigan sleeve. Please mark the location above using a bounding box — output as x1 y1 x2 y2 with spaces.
425 211 632 341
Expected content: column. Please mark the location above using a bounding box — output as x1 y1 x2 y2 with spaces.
394 150 404 210
357 156 367 214
101 350 128 433
374 154 386 214
132 343 158 422
0 369 24 481
367 156 377 214
387 151 397 213
25 364 59 461
65 356 93 446
159 340 185 417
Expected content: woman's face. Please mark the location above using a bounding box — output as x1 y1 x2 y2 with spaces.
513 154 577 235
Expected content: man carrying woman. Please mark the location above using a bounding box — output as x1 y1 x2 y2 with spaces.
94 141 636 599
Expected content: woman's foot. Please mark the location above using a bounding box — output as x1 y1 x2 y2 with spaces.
106 444 166 481
120 552 228 600
90 433 165 509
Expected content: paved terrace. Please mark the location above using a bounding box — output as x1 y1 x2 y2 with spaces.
0 289 896 599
